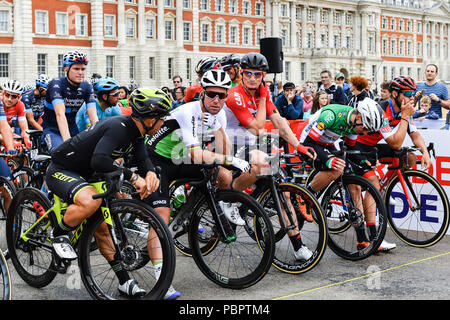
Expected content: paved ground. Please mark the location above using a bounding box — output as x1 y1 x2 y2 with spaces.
7 228 450 302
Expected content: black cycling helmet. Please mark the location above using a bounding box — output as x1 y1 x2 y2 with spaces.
240 52 269 72
195 57 220 74
129 88 171 118
220 54 241 68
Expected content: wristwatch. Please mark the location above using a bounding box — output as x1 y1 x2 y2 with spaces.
224 155 233 166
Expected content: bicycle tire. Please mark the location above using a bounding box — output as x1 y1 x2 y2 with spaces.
384 169 450 247
256 182 328 274
0 177 16 251
0 249 11 300
189 189 275 289
11 166 35 190
322 175 387 261
78 199 176 300
6 187 58 288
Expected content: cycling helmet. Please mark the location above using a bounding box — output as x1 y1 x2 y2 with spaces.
201 70 232 90
62 50 88 68
129 88 171 118
2 80 24 94
93 77 120 95
195 57 220 74
128 80 141 92
357 98 385 132
90 73 102 86
240 52 269 72
389 76 417 92
35 74 50 89
220 54 241 68
22 84 35 94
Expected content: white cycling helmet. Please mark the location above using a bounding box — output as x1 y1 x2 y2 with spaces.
357 98 385 132
36 74 51 89
201 69 232 90
2 79 24 94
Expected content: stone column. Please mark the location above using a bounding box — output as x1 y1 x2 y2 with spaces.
90 0 104 77
272 0 280 37
289 1 297 50
301 5 307 48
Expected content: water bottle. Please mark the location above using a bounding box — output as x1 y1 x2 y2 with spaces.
171 187 186 213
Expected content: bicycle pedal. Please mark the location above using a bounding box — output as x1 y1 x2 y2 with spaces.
51 250 73 274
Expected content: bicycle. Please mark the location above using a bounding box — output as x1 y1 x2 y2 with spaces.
169 164 275 289
0 248 11 300
303 146 388 261
6 168 176 300
378 143 450 247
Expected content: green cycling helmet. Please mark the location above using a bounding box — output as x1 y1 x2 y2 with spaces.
129 88 171 118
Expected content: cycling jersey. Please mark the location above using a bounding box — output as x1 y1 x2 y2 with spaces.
43 77 96 130
21 91 45 121
299 104 357 147
0 99 26 126
75 99 122 132
146 100 227 161
224 82 277 146
183 83 203 103
357 99 417 147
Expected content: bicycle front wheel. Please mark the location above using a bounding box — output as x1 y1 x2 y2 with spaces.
0 176 16 250
385 169 450 247
0 249 11 300
322 175 388 260
257 182 327 274
189 189 275 289
78 199 176 300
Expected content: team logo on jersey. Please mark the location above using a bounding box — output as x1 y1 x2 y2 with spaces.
317 121 325 130
338 112 343 118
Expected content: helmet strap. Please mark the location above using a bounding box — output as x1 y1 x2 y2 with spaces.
137 116 160 136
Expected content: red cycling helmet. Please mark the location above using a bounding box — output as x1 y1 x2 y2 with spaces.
389 76 417 92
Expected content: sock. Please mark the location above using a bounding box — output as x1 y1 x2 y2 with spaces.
52 218 76 238
289 233 303 251
306 184 319 195
367 222 377 241
109 260 130 285
355 225 369 243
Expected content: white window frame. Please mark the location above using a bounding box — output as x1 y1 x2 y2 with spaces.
229 25 238 45
104 15 116 37
201 23 211 43
37 53 47 74
55 12 68 36
126 16 136 38
75 13 88 37
35 10 49 34
215 24 225 44
183 22 191 41
242 26 251 45
242 1 250 15
0 10 10 33
255 2 263 16
165 20 174 40
106 55 114 77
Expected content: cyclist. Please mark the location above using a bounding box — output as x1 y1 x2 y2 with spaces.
76 77 122 132
45 88 170 298
1 80 31 146
220 54 242 87
183 57 220 103
42 51 98 152
224 52 316 260
22 74 50 131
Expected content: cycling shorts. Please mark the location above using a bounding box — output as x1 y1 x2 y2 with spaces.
302 140 342 171
43 125 79 153
350 142 397 176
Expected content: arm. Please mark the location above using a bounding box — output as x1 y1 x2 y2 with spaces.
86 105 99 126
384 97 416 150
0 120 14 151
213 127 232 155
54 103 71 141
409 131 431 170
26 112 43 130
245 95 266 136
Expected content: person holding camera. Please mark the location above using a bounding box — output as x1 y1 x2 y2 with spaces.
274 82 304 120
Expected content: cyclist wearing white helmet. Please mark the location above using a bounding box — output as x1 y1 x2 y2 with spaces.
42 50 98 152
22 74 51 131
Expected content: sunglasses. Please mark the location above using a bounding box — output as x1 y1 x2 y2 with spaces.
243 70 263 78
204 90 228 100
109 91 120 97
173 80 181 84
401 91 414 98
4 91 20 99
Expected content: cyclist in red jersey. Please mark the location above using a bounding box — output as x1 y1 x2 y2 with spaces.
184 57 220 103
0 80 31 148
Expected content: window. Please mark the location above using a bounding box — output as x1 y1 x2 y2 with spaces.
104 15 115 37
106 56 114 77
229 0 237 13
382 18 387 29
168 57 174 79
215 0 224 12
201 24 210 42
37 54 47 74
35 11 48 34
129 56 135 79
407 41 412 55
243 27 251 45
146 19 154 39
255 3 263 16
145 0 153 4
242 1 250 15
346 36 352 49
149 57 155 79
57 54 64 77
417 42 422 56
390 18 395 30
183 22 191 41
183 0 190 9
382 39 388 54
321 11 328 24
0 11 9 33
165 20 173 40
0 53 8 77
368 36 374 53
200 0 209 11
300 62 306 81
256 28 264 45
333 35 339 48
126 17 136 37
284 61 290 81
229 26 237 44
216 25 224 43
334 12 341 25
307 9 313 22
306 33 312 48
407 20 412 32
416 22 421 33
399 40 404 55
56 12 68 35
390 39 396 55
76 14 87 36
280 4 288 17
346 13 352 26
399 19 404 31
281 29 287 46
164 0 172 7
186 58 191 80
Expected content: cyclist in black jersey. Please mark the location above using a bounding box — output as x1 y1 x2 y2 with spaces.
45 88 171 298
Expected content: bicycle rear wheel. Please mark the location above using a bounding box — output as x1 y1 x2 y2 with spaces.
385 169 450 247
189 190 274 289
0 177 16 251
6 187 58 287
78 199 176 300
257 182 327 274
322 175 387 261
0 249 11 300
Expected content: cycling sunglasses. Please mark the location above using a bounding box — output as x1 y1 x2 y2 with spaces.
401 90 414 98
109 91 120 97
204 90 228 100
243 70 263 78
3 91 20 99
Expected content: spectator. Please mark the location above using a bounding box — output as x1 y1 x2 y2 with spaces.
118 86 131 115
311 90 330 115
412 95 439 120
118 86 129 101
335 72 351 102
347 76 369 108
275 82 304 120
378 81 391 103
172 87 186 110
301 81 315 119
417 64 450 118
171 75 185 101
318 70 347 104
365 78 375 99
